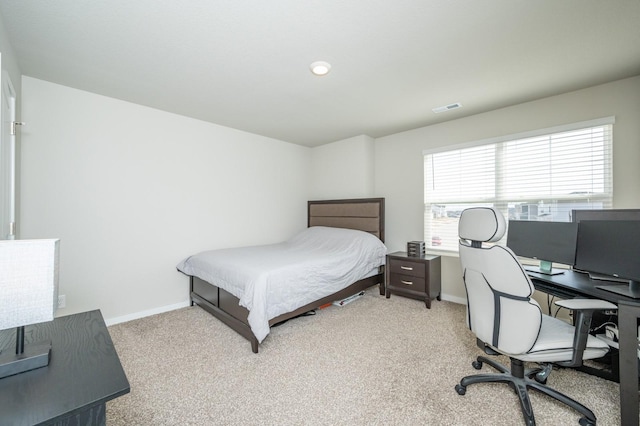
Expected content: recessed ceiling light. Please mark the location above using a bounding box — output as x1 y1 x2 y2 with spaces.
432 102 463 113
310 61 331 76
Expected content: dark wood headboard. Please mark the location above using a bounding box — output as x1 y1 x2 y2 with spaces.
307 198 385 242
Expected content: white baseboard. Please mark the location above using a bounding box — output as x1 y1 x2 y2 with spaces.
105 300 191 326
440 293 467 305
104 293 467 327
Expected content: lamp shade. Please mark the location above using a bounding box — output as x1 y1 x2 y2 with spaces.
0 239 59 331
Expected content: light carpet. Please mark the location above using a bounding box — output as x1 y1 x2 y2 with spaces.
106 288 623 425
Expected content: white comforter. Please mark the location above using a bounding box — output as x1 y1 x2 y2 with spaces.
176 226 387 342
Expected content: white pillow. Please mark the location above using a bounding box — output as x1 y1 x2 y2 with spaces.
287 226 387 261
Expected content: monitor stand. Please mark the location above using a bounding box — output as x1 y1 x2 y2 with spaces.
595 278 640 299
525 260 566 276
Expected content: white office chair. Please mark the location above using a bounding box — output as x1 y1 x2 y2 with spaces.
455 207 616 426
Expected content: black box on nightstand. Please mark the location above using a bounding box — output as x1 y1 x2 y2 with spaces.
407 241 425 257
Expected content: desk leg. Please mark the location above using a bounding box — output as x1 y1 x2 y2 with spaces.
619 303 639 426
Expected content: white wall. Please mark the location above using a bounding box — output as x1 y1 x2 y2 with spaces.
375 76 640 302
20 77 311 323
309 134 375 200
0 13 21 100
16 73 640 321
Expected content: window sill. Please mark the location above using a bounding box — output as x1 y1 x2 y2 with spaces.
426 248 459 258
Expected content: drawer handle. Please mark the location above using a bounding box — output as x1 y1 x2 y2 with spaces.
400 266 413 271
401 280 413 285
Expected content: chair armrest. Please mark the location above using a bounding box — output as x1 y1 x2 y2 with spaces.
555 299 617 311
554 299 617 367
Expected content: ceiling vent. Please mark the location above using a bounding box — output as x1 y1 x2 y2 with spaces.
432 102 462 113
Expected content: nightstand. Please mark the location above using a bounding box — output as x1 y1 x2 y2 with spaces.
385 251 441 308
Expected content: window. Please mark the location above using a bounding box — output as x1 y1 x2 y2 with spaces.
424 117 614 252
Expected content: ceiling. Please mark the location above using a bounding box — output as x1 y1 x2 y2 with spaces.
1 1 639 147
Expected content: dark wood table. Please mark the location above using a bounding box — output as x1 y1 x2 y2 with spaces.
527 269 639 304
385 251 441 308
0 310 130 425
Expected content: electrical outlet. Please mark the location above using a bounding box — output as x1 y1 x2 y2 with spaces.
58 294 66 309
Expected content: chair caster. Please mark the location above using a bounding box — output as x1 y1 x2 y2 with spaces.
534 373 548 384
533 363 552 384
472 360 483 370
579 418 595 426
455 384 466 395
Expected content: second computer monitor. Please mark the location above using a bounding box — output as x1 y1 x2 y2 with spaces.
574 220 640 299
506 220 579 275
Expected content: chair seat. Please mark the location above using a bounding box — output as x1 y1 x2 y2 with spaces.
503 315 610 363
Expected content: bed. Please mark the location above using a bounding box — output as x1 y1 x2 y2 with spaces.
177 198 386 353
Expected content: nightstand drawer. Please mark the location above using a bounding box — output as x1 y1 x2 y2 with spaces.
388 259 425 278
388 273 426 292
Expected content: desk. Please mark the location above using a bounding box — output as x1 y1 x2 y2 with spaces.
0 310 130 425
529 269 639 386
530 270 625 382
528 269 638 304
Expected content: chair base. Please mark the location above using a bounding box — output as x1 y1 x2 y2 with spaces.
455 355 596 426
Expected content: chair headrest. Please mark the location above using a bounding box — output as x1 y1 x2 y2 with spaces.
459 207 506 243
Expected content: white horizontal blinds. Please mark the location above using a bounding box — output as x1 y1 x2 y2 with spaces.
501 126 611 201
426 144 496 203
424 120 613 252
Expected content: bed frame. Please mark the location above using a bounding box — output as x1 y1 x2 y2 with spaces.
188 198 385 353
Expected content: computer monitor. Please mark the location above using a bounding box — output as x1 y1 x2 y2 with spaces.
506 220 579 275
574 220 640 299
572 209 640 222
